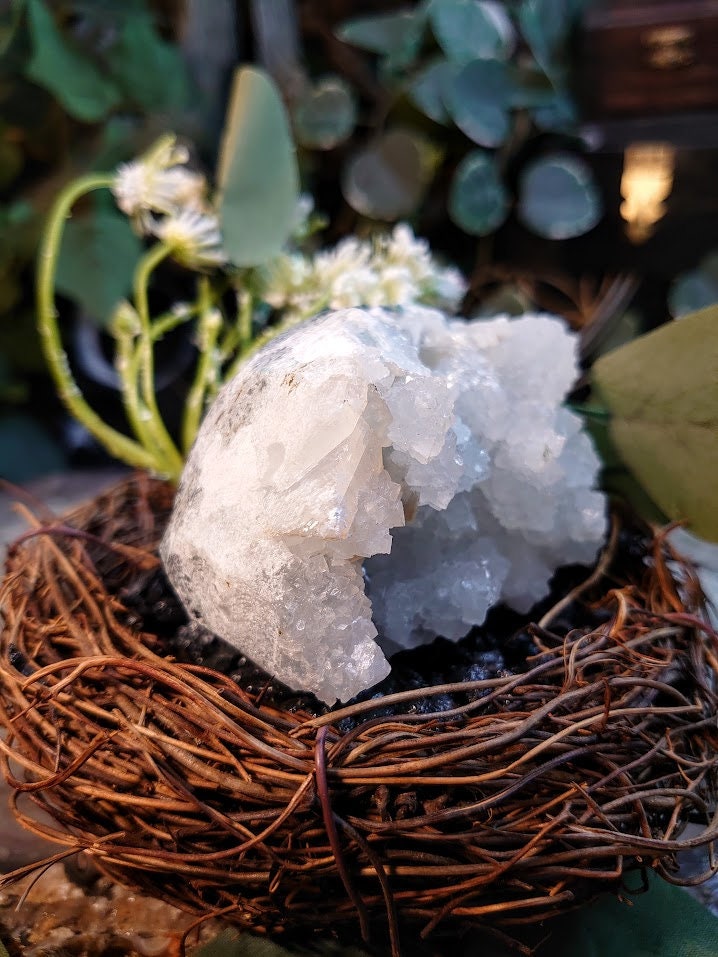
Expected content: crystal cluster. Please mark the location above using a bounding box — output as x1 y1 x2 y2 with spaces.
161 307 606 703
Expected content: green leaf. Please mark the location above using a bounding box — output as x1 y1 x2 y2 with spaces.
541 879 718 957
55 208 142 323
449 149 508 234
531 90 579 131
518 0 577 77
445 59 512 147
338 9 424 64
342 128 429 220
430 0 515 62
216 67 299 268
592 305 718 541
25 0 122 122
408 57 453 124
105 11 191 112
518 153 601 239
293 76 357 150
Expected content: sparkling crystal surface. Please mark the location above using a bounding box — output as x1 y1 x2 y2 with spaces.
161 307 607 702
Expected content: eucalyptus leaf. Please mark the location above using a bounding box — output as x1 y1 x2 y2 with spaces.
408 57 452 124
449 149 508 234
518 0 576 77
338 8 425 70
55 208 141 324
518 153 601 239
668 270 718 319
592 306 718 541
25 0 122 122
531 90 579 131
294 76 357 150
216 67 299 268
342 129 428 220
430 0 515 62
445 59 512 147
105 11 191 112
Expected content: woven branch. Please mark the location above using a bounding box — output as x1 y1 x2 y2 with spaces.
0 475 717 955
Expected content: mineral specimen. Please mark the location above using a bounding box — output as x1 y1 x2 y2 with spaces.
161 307 606 703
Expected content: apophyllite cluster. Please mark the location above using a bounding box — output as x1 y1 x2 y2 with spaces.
161 306 607 703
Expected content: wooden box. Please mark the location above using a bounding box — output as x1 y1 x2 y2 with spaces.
581 0 718 117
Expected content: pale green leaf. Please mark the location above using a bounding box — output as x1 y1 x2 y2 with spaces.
55 208 142 324
216 67 299 267
430 0 515 62
338 9 424 65
294 76 357 150
518 153 601 239
25 0 122 122
592 306 718 541
449 149 508 234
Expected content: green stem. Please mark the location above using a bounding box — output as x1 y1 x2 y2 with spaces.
132 242 184 477
238 288 253 351
150 304 200 342
181 278 221 454
36 173 159 473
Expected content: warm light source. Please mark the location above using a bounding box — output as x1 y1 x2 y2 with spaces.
620 142 676 243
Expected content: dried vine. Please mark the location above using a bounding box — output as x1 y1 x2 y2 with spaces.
0 476 717 956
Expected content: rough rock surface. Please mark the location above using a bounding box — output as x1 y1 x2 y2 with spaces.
161 307 606 703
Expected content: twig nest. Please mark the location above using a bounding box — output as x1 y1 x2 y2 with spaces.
161 307 606 702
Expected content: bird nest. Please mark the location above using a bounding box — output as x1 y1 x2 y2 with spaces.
1 474 717 956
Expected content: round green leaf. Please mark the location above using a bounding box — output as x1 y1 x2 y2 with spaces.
342 129 428 220
445 59 512 147
518 153 601 239
449 149 508 235
408 57 452 124
430 0 515 62
668 271 718 319
216 67 299 267
294 76 357 150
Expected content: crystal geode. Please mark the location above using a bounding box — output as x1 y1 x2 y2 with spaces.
161 307 607 703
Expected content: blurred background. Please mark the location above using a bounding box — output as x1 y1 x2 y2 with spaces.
1 0 718 483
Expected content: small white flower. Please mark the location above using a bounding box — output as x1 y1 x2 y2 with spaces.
430 265 468 311
375 265 419 307
327 267 383 309
112 136 207 227
152 209 226 268
260 253 313 309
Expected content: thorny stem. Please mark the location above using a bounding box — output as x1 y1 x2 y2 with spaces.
36 174 158 472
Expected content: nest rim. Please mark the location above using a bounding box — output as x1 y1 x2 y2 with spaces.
1 474 717 956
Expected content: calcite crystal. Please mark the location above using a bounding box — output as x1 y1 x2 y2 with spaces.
161 307 606 703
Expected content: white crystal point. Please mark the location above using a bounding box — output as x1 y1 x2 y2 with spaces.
161 306 607 703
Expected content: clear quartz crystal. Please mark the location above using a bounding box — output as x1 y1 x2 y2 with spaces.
161 307 607 703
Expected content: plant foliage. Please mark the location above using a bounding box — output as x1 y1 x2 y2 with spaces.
333 0 601 236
